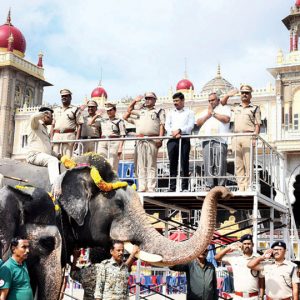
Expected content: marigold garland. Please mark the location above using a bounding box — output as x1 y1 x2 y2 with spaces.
60 155 77 169
48 192 60 211
90 166 127 192
15 185 30 190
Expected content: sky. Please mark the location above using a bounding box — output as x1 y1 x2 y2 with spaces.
0 0 295 104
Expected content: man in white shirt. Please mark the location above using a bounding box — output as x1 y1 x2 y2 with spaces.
165 92 195 192
196 92 231 189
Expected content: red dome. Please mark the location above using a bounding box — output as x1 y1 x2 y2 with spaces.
176 79 194 91
0 13 26 56
296 0 300 7
91 86 108 99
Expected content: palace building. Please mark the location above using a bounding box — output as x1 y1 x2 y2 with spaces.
1 3 300 227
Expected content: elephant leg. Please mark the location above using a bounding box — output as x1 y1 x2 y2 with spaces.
24 224 62 300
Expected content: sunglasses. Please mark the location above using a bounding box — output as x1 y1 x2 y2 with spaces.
241 91 251 95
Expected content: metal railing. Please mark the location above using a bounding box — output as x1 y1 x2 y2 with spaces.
53 133 286 198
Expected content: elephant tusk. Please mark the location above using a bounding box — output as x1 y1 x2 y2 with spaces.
124 242 163 263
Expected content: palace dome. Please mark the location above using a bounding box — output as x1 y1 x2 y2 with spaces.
176 78 194 91
201 65 234 95
296 0 300 7
91 85 108 99
0 11 26 57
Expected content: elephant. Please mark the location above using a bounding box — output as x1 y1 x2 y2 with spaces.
0 153 232 299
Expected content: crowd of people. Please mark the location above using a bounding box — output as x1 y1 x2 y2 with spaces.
24 84 261 192
0 236 299 299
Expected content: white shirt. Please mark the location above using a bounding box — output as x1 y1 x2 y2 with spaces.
198 104 231 143
165 107 195 136
224 252 261 293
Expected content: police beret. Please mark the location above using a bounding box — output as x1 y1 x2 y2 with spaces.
240 234 253 242
60 89 72 96
271 241 286 249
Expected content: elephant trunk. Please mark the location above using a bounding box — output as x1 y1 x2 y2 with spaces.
129 186 231 265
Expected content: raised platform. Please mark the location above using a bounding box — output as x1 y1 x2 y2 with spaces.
139 191 288 213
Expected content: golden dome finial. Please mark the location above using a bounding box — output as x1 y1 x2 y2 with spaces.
184 57 188 79
217 63 221 78
6 8 11 25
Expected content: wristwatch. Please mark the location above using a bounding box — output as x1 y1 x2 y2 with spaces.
212 111 216 117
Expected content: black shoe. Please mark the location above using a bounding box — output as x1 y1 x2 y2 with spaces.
167 188 175 192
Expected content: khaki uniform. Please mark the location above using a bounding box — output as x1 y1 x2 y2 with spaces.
52 105 83 157
128 107 165 192
224 252 261 300
98 117 126 172
232 104 261 191
261 259 300 300
26 112 60 185
94 258 130 300
81 115 101 153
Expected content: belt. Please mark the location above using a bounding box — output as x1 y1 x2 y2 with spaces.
53 129 76 134
81 136 99 139
234 130 254 133
235 292 259 297
101 135 121 138
266 296 291 300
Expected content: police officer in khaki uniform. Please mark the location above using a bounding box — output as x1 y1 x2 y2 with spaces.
81 100 101 153
124 92 165 192
51 89 84 157
90 102 126 172
26 107 60 185
248 241 300 300
223 85 261 191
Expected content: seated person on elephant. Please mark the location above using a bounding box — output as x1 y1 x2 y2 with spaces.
26 107 61 185
0 237 33 300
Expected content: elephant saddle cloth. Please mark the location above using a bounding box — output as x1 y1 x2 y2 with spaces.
94 258 130 300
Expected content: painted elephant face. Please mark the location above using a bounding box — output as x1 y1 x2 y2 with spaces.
57 154 232 266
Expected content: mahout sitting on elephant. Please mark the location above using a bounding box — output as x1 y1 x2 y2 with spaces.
0 153 232 299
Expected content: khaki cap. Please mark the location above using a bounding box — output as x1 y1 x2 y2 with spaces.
60 89 72 96
87 100 98 107
104 102 116 110
240 85 253 93
144 92 157 99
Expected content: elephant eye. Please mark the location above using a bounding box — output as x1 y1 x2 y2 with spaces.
115 198 124 210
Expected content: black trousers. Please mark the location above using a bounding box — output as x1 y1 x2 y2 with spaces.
167 137 191 191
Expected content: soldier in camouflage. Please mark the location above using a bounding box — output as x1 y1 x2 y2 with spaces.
94 241 139 300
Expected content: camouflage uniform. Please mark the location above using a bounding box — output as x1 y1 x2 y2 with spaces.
94 258 130 300
70 265 97 300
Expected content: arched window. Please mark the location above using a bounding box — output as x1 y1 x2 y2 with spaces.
293 89 300 131
24 88 34 106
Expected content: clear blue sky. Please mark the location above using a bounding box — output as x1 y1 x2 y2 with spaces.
1 0 295 104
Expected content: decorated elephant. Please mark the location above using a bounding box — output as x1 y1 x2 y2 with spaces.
0 154 232 299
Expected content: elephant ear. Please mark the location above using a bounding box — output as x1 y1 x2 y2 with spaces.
58 167 95 226
110 217 135 241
